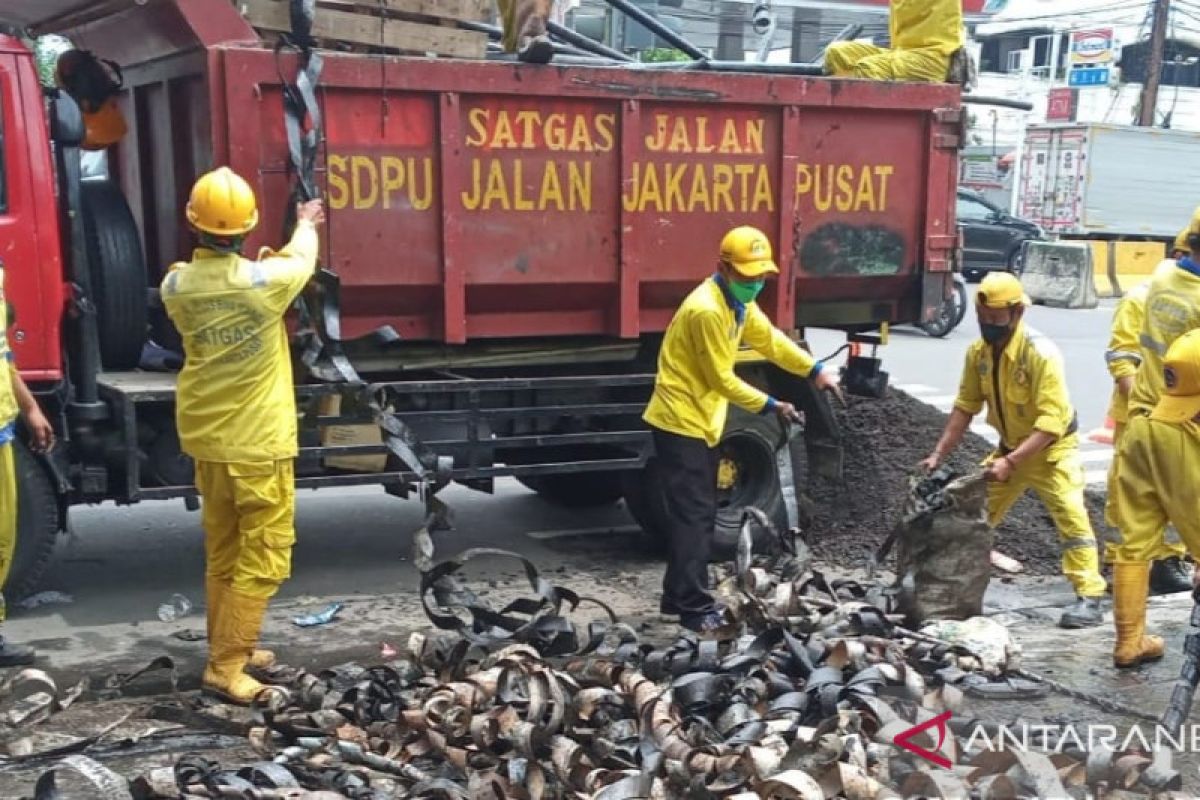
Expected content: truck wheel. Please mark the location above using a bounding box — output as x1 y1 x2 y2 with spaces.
621 407 787 561
517 472 624 508
8 442 61 601
81 179 147 370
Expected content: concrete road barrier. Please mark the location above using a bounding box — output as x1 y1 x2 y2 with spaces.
1083 240 1166 298
1021 241 1098 309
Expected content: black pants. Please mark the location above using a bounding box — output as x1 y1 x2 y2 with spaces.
652 427 720 620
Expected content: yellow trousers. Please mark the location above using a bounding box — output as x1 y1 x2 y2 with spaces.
825 41 951 82
1113 417 1200 563
1104 421 1186 563
497 0 552 52
0 443 14 619
195 459 296 600
986 437 1107 598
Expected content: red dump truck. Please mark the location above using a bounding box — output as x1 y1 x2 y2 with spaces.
1 0 962 594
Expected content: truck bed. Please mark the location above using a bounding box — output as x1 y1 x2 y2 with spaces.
86 0 960 345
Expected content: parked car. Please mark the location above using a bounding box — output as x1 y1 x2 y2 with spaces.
957 189 1044 281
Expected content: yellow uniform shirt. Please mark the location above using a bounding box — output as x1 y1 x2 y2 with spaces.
953 322 1076 453
1104 281 1149 424
644 277 817 447
0 267 16 432
1129 259 1200 417
892 0 963 56
162 221 318 463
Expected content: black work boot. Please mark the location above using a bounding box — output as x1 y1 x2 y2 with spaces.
1059 597 1104 629
1150 557 1194 596
518 34 554 64
0 637 36 667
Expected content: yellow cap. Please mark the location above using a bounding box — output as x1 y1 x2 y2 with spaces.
719 226 779 278
976 272 1030 308
186 167 259 236
1151 329 1200 423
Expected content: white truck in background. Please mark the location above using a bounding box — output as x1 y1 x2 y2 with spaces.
1017 123 1200 241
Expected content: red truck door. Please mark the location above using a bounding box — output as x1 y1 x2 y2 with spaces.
0 43 64 380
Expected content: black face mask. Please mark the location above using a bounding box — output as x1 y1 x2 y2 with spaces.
980 322 1011 344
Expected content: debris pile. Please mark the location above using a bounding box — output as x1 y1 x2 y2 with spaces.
803 389 1109 575
7 513 1186 799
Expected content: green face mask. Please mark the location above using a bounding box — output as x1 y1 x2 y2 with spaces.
728 278 765 304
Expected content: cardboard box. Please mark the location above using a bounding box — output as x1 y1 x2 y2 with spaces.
319 394 388 472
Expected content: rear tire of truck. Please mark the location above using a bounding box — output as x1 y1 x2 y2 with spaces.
622 407 787 561
517 472 624 508
81 179 148 370
9 441 61 601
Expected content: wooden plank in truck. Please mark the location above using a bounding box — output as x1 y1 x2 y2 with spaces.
241 0 487 58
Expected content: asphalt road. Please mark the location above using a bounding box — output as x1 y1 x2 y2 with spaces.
5 298 1121 682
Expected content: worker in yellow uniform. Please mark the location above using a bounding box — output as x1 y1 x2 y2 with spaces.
1107 220 1200 665
644 226 841 634
497 0 554 63
1102 281 1191 594
0 268 53 666
162 168 324 704
825 0 962 83
1111 329 1200 667
922 273 1107 628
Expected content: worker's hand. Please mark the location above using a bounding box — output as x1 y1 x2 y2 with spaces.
1116 375 1134 398
919 453 942 474
23 407 54 453
814 368 844 405
774 401 804 425
985 455 1015 483
297 199 326 227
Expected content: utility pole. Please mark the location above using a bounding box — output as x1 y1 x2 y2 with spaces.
1139 0 1171 126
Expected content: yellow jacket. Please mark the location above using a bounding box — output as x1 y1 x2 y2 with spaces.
162 221 318 463
1105 281 1149 423
1130 258 1200 417
953 322 1076 454
644 276 818 447
0 268 16 432
892 0 963 56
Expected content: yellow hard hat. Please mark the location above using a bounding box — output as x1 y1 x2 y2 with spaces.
976 272 1029 309
186 167 259 236
1152 328 1200 423
719 226 779 278
1177 207 1200 253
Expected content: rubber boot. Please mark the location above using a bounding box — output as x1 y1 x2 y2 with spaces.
1113 561 1165 669
1150 557 1194 596
518 33 553 63
207 577 275 670
202 588 270 705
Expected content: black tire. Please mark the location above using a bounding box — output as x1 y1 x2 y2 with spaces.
622 407 787 561
919 277 967 339
517 471 624 508
963 268 984 283
1007 244 1025 275
9 441 60 600
80 179 147 370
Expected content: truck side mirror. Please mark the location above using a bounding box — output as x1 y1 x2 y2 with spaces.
49 91 84 148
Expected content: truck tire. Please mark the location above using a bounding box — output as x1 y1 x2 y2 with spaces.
622 407 787 561
517 472 624 508
9 441 60 601
81 179 147 370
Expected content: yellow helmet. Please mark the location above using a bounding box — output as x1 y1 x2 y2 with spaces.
186 167 259 236
976 272 1029 309
719 226 779 278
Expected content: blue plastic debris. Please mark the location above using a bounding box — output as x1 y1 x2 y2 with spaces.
292 602 344 628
